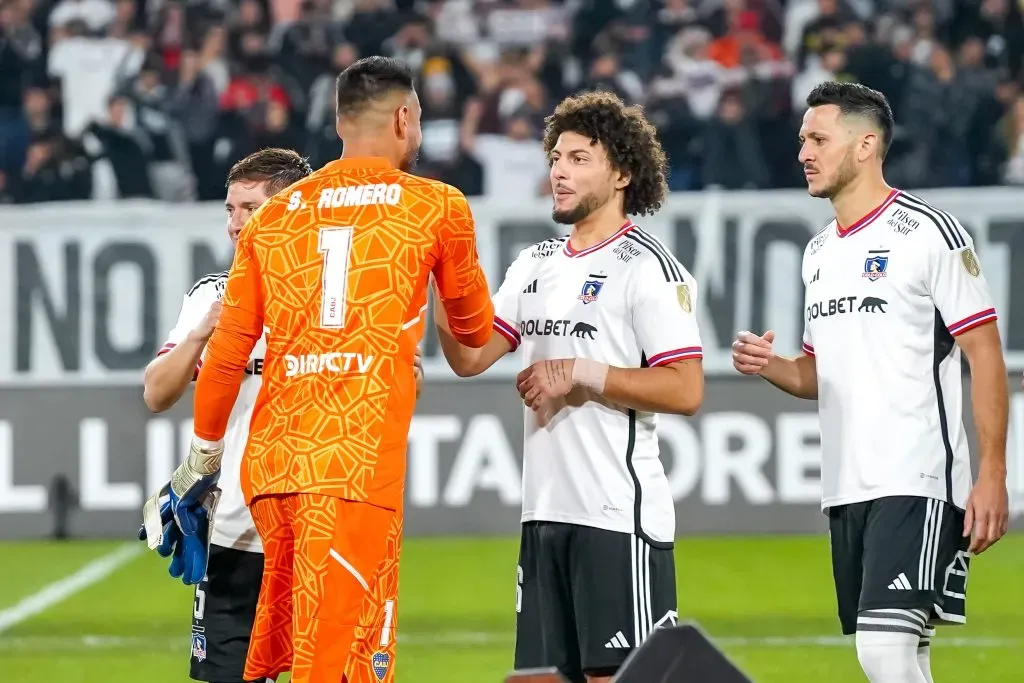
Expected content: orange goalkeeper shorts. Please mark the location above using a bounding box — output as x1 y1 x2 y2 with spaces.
245 493 403 683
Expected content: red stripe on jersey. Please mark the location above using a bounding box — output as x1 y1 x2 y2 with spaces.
648 347 702 366
563 221 635 258
948 308 997 336
802 342 816 357
836 190 900 238
492 316 520 350
156 341 202 377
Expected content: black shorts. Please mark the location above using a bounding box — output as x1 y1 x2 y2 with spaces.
513 521 677 683
829 495 970 636
189 544 264 683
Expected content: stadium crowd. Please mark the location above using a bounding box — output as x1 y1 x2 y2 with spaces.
0 0 1022 204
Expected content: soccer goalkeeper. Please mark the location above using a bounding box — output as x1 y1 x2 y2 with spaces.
140 146 425 683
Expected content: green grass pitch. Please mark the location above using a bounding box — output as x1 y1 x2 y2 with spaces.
0 534 1021 683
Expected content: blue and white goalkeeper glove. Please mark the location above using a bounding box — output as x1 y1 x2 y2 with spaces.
140 437 223 585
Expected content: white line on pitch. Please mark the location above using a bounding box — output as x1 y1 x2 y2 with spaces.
0 543 144 634
0 632 1019 651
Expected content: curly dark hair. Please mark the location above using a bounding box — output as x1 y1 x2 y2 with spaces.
542 91 668 217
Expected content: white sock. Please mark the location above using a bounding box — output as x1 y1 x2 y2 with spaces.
917 627 936 683
855 609 929 683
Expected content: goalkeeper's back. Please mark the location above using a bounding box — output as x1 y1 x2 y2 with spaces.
226 158 493 510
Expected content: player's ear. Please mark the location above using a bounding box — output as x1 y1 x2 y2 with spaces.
615 170 631 190
858 132 877 162
394 105 409 141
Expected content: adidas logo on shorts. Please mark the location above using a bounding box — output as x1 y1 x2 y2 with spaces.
604 631 630 649
887 572 913 590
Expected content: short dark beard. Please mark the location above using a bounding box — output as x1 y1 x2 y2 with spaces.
811 147 856 199
552 192 603 225
400 147 420 173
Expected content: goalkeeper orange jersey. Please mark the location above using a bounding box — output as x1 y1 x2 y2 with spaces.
192 156 494 510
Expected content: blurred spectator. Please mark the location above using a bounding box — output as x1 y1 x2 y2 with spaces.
47 18 141 139
120 55 194 200
792 45 852 112
82 94 154 198
463 101 547 200
4 129 91 202
0 83 52 174
702 89 770 190
49 0 115 35
1003 95 1024 184
792 0 852 69
0 0 45 113
1 0 1023 203
168 48 222 199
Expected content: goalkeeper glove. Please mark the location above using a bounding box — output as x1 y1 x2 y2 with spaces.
141 437 223 585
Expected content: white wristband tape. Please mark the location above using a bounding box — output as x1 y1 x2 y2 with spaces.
572 358 609 393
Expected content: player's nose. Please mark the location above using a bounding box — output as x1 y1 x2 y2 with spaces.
797 143 815 165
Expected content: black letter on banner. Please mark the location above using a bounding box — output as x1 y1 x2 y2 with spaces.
750 221 814 336
93 243 157 369
989 219 1024 353
191 243 233 284
16 241 81 371
672 217 739 348
497 220 559 275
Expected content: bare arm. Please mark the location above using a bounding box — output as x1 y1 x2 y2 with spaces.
759 354 818 400
958 323 1009 481
956 322 1009 554
733 330 818 400
516 357 704 417
143 338 205 412
142 301 221 413
599 360 704 415
433 284 511 377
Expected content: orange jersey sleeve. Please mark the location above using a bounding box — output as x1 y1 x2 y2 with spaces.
231 157 488 510
193 226 265 442
430 191 494 348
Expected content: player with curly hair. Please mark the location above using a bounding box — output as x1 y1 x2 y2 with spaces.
432 91 706 683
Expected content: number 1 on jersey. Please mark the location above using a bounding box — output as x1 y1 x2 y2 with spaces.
317 226 354 329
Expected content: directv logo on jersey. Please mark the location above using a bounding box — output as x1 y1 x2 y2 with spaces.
578 274 608 304
284 352 375 377
863 250 889 281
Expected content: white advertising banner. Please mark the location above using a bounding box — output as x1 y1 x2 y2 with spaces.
1 187 1022 386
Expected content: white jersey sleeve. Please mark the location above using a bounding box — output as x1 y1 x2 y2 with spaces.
157 273 225 362
491 238 562 350
801 232 824 357
628 257 703 367
924 225 998 338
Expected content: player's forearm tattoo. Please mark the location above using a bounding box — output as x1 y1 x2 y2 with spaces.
544 360 566 386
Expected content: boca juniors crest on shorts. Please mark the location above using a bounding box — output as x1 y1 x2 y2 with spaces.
372 651 391 681
191 633 207 662
863 251 889 281
578 274 607 304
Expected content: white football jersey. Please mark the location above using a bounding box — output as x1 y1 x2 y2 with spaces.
492 222 703 545
158 272 265 553
802 190 998 512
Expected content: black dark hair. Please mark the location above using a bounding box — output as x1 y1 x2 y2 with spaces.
335 56 415 118
806 81 894 158
542 90 668 217
226 148 313 195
